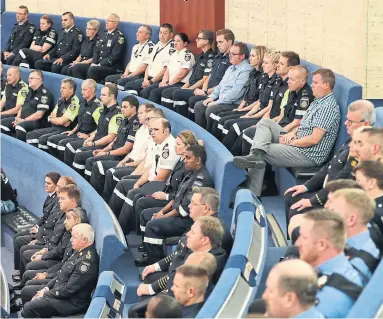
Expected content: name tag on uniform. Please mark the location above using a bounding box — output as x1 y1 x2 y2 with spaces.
107 40 112 47
13 93 18 96
34 97 39 100
86 111 91 115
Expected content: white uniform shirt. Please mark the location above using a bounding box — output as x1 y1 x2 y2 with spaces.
128 125 150 162
148 134 179 181
147 40 175 78
128 40 155 73
144 138 156 169
167 47 195 84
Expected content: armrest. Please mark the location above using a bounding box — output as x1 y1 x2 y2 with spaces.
163 236 181 246
288 166 322 179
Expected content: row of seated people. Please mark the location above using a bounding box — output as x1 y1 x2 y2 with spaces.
7 168 232 318
0 70 224 266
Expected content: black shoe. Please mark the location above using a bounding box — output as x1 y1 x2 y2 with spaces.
233 150 266 169
9 282 24 292
138 244 145 252
12 275 21 282
12 271 20 280
135 256 151 267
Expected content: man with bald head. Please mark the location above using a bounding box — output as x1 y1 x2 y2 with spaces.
262 259 322 318
0 66 28 117
22 223 99 318
284 99 376 222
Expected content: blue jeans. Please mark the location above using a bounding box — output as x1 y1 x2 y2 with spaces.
1 200 16 213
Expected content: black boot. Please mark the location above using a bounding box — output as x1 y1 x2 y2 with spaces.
233 149 266 169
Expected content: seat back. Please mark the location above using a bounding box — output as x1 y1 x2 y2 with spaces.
375 107 383 127
196 190 268 318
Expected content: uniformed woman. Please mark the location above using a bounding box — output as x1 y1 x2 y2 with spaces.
147 33 195 104
12 15 57 69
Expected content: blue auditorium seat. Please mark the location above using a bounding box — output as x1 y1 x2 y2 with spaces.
1 11 159 66
197 189 268 318
375 107 383 127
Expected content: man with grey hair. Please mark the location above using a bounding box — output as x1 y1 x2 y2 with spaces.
22 223 99 318
46 79 103 160
284 99 376 222
262 259 323 318
105 25 154 89
87 13 126 83
26 78 80 150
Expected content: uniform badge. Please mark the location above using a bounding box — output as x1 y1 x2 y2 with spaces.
193 180 203 187
80 261 91 273
184 53 191 62
149 47 153 54
351 160 358 167
78 34 83 42
107 39 112 47
116 117 122 125
29 27 34 34
162 150 169 159
42 89 46 93
317 275 328 288
300 97 310 109
169 48 176 55
207 60 213 68
118 37 124 44
69 103 76 111
49 31 56 38
21 90 27 97
133 124 140 131
41 96 48 104
86 251 92 259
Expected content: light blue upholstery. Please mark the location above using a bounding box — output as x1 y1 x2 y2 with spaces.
347 259 383 318
3 65 247 226
1 11 159 66
197 190 268 318
1 134 126 273
375 107 383 127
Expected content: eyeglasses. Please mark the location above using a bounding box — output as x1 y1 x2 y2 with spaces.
29 77 40 80
106 19 117 23
196 37 206 41
346 118 365 125
229 52 242 56
86 27 96 31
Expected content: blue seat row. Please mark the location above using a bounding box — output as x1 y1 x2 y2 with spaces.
1 11 160 67
197 189 268 318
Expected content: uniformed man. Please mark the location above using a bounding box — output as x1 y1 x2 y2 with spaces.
11 207 87 292
12 15 57 69
296 210 364 318
1 6 35 65
62 19 101 78
124 23 174 98
354 159 383 236
105 25 154 88
118 130 196 237
325 188 382 282
147 32 195 104
25 78 80 150
160 30 215 116
46 79 103 161
68 84 122 175
21 223 99 318
89 99 148 193
135 216 226 294
101 106 162 201
35 12 83 74
284 99 376 221
86 13 126 83
0 66 29 118
185 29 233 120
83 95 140 181
19 185 81 277
12 175 73 282
112 118 179 233
145 295 182 319
194 42 252 130
0 70 54 141
137 145 214 265
0 61 6 93
262 259 323 318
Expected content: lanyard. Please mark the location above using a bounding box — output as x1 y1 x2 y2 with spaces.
152 39 172 62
